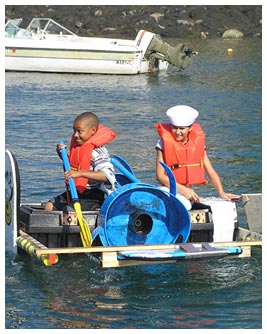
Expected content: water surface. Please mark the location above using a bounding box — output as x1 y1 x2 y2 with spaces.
5 38 262 329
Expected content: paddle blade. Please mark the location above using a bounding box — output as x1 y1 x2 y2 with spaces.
73 202 93 247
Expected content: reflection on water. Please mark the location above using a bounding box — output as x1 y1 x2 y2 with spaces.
6 248 262 329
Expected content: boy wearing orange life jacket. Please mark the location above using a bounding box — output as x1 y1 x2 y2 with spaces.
155 105 240 210
45 112 117 211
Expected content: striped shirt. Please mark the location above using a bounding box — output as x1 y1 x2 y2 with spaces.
87 146 116 194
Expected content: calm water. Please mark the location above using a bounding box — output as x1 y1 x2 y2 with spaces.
5 38 262 329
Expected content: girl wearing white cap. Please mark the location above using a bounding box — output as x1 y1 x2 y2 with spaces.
154 105 240 210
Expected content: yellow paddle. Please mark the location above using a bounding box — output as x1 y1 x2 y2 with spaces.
60 142 92 247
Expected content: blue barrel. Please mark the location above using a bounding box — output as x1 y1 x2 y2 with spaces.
93 183 191 246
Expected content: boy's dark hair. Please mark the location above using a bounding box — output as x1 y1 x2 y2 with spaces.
74 112 99 128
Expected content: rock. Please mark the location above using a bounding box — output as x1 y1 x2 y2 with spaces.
200 31 208 39
150 12 164 24
94 9 103 17
253 32 261 38
75 21 83 29
176 19 195 26
5 5 262 39
103 27 116 32
222 29 244 39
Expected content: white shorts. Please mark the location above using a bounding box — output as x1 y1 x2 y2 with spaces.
159 185 192 210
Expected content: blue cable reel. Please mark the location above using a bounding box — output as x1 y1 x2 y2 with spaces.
92 156 191 246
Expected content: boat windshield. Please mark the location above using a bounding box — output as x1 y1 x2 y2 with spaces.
5 19 23 37
26 18 76 36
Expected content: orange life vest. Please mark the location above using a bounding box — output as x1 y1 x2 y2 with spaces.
155 123 208 187
68 124 117 194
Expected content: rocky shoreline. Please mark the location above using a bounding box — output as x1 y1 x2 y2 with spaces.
5 5 262 39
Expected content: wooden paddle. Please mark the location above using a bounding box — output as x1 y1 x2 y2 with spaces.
60 142 92 247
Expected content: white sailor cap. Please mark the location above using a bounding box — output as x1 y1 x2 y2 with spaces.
166 105 199 126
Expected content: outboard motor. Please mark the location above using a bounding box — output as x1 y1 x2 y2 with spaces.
145 34 197 70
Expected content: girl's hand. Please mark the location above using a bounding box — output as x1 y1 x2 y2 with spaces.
219 191 241 201
178 185 200 202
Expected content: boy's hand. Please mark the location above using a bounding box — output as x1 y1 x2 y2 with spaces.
56 143 67 158
65 170 81 179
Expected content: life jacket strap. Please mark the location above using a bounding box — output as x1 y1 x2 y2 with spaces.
170 162 201 170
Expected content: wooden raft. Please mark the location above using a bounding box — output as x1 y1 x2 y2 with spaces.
21 227 262 268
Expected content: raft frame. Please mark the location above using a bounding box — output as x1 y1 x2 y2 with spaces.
18 224 262 268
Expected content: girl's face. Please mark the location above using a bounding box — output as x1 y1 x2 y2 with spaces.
171 125 191 144
73 119 97 145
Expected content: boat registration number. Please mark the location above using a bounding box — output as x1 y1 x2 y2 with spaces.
116 60 132 65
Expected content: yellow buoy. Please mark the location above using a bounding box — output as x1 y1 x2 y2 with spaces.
227 48 233 54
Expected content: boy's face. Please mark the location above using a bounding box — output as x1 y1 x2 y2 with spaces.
171 125 191 144
73 119 97 145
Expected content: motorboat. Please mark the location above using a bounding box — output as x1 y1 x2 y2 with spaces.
5 17 197 74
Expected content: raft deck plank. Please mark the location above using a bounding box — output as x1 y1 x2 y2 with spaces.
33 239 262 255
19 229 262 268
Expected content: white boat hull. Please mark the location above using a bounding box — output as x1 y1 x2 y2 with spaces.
5 54 167 74
5 18 191 74
5 37 152 74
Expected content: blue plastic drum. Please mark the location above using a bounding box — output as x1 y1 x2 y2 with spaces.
93 183 191 246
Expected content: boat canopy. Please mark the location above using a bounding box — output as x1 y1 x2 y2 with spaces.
26 18 76 36
5 17 76 38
